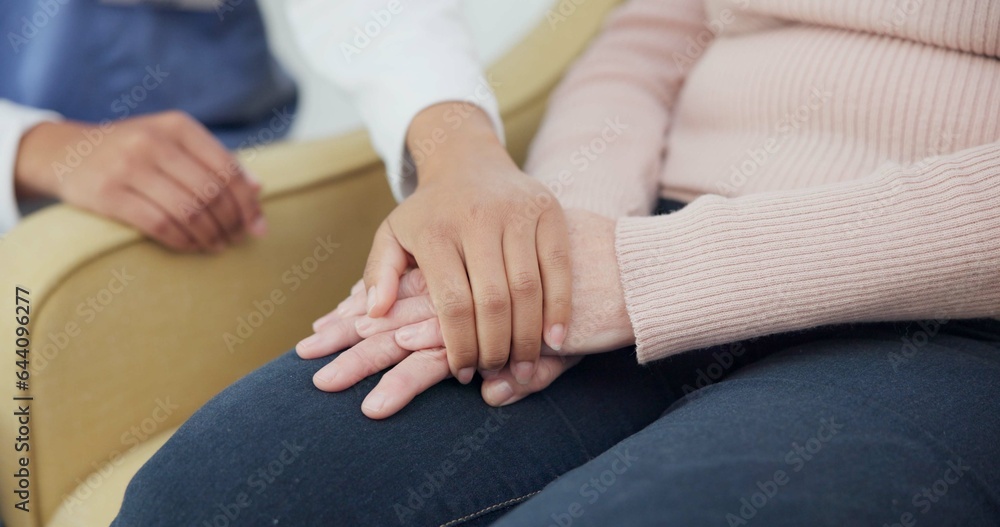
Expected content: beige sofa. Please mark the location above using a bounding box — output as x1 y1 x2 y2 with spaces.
0 1 621 525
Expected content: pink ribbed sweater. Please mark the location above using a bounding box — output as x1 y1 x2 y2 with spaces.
525 0 1000 362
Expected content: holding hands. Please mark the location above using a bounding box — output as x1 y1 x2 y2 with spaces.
297 209 634 419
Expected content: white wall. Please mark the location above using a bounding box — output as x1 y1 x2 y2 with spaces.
256 1 556 140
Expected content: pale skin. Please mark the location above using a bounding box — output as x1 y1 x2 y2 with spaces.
298 208 635 419
339 102 574 387
14 110 267 252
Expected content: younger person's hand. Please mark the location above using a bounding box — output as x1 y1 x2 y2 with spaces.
14 111 266 252
361 102 573 387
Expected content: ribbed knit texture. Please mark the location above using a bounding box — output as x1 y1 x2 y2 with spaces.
525 0 1000 362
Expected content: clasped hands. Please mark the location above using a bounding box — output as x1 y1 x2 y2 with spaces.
295 103 635 419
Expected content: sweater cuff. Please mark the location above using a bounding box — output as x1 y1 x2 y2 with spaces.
615 154 1000 362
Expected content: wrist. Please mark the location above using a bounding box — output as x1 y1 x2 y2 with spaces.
14 121 80 199
406 102 510 185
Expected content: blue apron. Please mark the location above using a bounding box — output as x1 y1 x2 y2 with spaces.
1 0 298 148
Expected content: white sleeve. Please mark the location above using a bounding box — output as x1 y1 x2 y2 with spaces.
285 0 504 201
0 100 62 233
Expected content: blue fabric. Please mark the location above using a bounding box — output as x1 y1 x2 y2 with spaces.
112 199 1000 526
1 0 297 148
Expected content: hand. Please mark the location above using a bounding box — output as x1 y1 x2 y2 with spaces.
362 102 572 386
300 209 632 418
14 111 267 252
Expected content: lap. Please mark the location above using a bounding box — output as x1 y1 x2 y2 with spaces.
112 348 676 526
495 320 1000 526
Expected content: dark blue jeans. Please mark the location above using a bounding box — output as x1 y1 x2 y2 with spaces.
113 199 1000 526
112 318 1000 526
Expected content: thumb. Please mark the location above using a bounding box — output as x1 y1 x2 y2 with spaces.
363 221 409 318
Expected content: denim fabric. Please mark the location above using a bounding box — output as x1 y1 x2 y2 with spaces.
113 198 1000 526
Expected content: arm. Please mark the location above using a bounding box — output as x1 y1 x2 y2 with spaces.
288 0 573 386
619 142 1000 362
284 0 504 200
525 0 708 218
0 99 61 232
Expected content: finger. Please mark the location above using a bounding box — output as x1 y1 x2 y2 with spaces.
355 295 436 338
362 347 450 419
172 112 267 237
394 317 444 351
351 278 366 296
397 268 428 299
127 172 221 252
503 226 543 385
155 141 244 244
417 247 478 384
464 237 512 374
296 316 364 360
363 221 410 318
481 355 582 407
106 189 196 252
313 286 368 332
536 208 573 351
312 332 407 392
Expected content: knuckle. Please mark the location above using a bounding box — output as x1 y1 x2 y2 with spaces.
543 248 571 272
508 271 541 299
437 292 474 321
479 352 508 371
161 110 193 130
474 285 510 317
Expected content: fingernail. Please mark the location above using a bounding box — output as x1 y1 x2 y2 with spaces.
485 381 513 406
457 367 475 385
355 318 372 334
395 326 415 342
366 286 377 315
250 216 268 237
297 333 321 351
480 369 500 379
512 361 535 385
315 366 339 385
362 392 386 413
546 324 566 351
244 169 261 185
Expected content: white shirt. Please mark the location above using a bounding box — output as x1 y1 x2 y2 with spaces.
0 0 502 232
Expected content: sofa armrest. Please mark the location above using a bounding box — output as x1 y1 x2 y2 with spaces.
0 1 621 524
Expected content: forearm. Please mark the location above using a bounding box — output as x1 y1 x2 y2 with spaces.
618 142 1000 362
